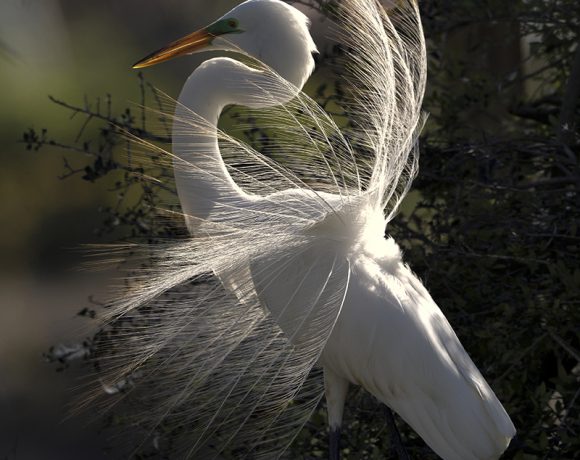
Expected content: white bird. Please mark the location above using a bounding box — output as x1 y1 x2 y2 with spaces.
92 0 515 459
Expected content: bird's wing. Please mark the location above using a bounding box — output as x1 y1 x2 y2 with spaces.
82 232 350 459
323 260 515 460
389 268 515 460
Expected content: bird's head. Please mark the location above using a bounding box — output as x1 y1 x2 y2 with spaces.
133 0 317 89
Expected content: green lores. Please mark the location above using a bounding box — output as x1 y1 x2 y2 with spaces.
208 18 244 37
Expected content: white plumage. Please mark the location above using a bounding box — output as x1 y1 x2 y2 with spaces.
92 0 516 458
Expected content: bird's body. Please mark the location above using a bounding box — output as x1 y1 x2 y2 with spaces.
97 0 515 458
321 236 515 460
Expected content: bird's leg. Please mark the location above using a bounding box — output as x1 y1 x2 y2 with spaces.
324 367 349 460
329 426 341 460
384 406 410 460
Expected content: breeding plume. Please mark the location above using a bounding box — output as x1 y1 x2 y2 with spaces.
91 0 515 458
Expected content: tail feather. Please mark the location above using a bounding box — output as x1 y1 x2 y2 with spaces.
389 387 514 460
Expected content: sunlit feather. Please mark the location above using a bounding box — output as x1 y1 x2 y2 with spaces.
82 1 515 459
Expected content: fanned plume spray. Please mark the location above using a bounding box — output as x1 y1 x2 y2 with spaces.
79 0 427 458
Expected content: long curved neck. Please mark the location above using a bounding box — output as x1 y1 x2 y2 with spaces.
173 57 301 232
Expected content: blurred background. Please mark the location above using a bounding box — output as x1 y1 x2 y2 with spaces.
1 0 578 459
0 1 263 458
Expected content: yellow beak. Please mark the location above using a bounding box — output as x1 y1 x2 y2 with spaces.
133 27 215 69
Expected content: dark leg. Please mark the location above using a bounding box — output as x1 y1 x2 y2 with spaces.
384 406 410 460
329 426 341 460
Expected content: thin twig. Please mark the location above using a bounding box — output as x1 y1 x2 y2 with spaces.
549 330 580 363
557 42 580 144
496 333 547 383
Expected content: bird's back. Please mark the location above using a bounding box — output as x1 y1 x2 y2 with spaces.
321 237 515 460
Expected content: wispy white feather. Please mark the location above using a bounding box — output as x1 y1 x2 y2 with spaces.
77 1 512 459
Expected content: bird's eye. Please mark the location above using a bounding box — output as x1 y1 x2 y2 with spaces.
228 19 238 29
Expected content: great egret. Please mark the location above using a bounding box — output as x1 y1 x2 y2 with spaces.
93 0 515 458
